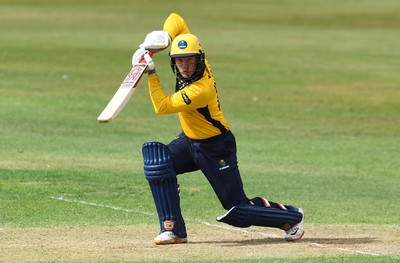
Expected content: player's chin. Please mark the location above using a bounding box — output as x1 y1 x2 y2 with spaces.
180 72 194 79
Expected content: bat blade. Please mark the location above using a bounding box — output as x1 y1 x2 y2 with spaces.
97 63 148 123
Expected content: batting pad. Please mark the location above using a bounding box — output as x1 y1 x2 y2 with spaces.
216 204 303 230
142 142 187 238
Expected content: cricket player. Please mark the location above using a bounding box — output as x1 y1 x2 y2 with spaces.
132 13 304 245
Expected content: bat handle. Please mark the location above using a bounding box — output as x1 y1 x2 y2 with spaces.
139 51 154 63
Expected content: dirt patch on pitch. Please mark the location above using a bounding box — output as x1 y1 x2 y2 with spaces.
1 224 399 262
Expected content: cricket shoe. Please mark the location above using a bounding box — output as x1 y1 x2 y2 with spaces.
284 208 305 241
154 231 187 245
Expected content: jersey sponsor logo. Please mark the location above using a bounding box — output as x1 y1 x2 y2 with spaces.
181 91 191 105
178 40 188 49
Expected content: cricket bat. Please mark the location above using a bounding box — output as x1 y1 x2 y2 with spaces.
97 52 153 123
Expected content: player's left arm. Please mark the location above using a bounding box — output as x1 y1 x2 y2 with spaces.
162 13 190 40
148 75 210 114
136 13 189 54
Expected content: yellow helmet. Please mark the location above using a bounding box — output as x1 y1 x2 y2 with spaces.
170 33 204 58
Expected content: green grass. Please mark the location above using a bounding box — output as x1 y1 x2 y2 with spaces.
1 0 400 262
135 257 400 263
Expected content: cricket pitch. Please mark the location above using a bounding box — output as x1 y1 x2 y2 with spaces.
1 224 399 262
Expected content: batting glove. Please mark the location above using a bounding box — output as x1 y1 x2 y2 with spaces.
131 48 156 71
132 48 146 66
140 31 171 52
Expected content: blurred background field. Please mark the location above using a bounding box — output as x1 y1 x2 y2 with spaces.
1 0 399 262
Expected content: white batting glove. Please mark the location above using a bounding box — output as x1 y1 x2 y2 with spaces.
132 48 155 69
132 48 146 66
143 52 156 74
140 31 171 52
131 48 156 75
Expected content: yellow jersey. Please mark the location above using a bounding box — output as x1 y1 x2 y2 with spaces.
147 13 230 140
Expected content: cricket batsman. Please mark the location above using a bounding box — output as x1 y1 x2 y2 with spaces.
132 13 305 245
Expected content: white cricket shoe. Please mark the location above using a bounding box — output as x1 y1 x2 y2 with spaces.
154 231 187 245
284 208 305 241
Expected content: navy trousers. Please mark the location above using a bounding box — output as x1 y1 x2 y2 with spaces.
167 131 249 210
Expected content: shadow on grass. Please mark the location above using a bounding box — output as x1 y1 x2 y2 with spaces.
190 237 376 246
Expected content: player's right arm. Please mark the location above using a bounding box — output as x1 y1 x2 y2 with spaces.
147 74 210 114
163 13 190 40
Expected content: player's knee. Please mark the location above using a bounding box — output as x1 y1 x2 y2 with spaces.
142 141 176 181
220 200 234 210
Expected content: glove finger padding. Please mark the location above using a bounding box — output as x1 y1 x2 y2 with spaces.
131 48 157 75
144 52 155 70
132 48 147 67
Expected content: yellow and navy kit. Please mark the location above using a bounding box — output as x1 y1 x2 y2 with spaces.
143 14 305 240
147 13 230 140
